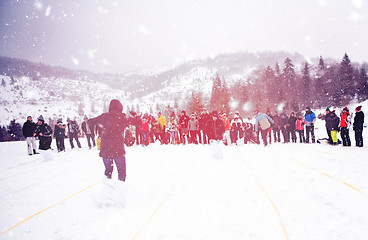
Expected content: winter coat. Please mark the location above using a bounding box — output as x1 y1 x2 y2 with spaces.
221 116 231 131
353 111 364 131
288 116 297 130
325 113 332 130
157 115 166 129
150 120 161 134
199 113 211 131
167 119 178 132
295 118 305 131
35 122 53 138
22 120 36 137
208 118 225 140
179 114 190 129
141 116 150 132
279 112 288 127
188 119 199 131
131 115 143 132
304 110 316 126
340 112 351 128
255 113 274 132
272 114 280 128
67 121 80 136
54 123 66 138
88 99 128 158
330 113 340 131
231 118 243 132
82 121 95 136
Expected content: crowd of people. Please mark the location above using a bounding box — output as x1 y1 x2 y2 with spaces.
22 104 366 156
21 99 365 181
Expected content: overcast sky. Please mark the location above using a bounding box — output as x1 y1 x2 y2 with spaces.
0 0 367 74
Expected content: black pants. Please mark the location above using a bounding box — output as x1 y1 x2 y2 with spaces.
341 127 351 146
355 129 363 147
202 130 209 144
288 129 297 143
260 129 268 146
326 128 332 144
281 126 289 143
55 137 65 152
296 130 305 143
86 134 96 148
306 126 315 143
39 136 52 150
69 134 81 148
273 127 280 142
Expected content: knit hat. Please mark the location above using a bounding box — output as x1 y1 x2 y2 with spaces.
37 115 44 121
326 107 330 112
57 118 63 123
306 106 311 110
356 105 362 111
343 107 349 112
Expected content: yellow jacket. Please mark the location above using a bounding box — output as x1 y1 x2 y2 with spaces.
158 115 166 129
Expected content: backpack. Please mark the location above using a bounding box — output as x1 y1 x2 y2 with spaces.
260 117 271 130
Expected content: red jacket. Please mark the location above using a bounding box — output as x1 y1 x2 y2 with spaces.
141 116 150 132
340 112 350 128
295 118 305 131
221 116 231 131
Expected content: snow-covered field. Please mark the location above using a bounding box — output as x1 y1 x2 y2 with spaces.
1 136 368 240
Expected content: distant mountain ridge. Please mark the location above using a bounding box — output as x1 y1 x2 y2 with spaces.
0 51 310 125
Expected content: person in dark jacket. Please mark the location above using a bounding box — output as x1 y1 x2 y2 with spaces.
34 115 53 150
67 118 81 149
272 111 281 143
288 112 297 143
88 99 129 181
82 115 96 149
22 116 38 155
208 111 225 141
199 110 211 144
130 111 142 145
54 118 66 152
353 105 364 147
325 107 332 144
279 110 289 143
178 110 190 144
330 110 340 145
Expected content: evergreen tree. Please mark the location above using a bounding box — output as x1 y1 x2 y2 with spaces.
281 58 297 107
358 65 368 101
0 126 9 142
274 62 283 103
339 53 357 103
209 74 222 111
187 92 204 115
301 62 312 106
209 74 230 113
7 119 24 141
314 56 326 107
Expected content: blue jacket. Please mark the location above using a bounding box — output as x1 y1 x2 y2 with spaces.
255 113 274 132
305 110 316 125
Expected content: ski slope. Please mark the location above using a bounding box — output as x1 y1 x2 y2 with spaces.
1 140 368 240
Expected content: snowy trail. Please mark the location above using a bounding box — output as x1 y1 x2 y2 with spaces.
1 141 368 240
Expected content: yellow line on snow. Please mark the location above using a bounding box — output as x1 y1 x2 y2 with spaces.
233 150 290 240
0 181 101 236
292 158 368 199
131 149 200 240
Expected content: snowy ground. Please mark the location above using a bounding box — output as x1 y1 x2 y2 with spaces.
1 136 368 240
